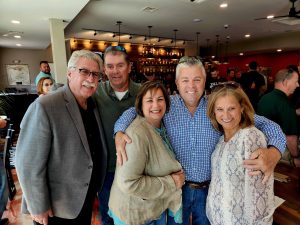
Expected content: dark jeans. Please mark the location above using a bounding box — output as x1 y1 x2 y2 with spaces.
33 177 97 225
142 211 167 225
33 199 93 225
98 172 115 225
167 185 210 225
33 215 91 225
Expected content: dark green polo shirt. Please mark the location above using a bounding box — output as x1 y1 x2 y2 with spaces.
257 89 298 135
93 80 140 172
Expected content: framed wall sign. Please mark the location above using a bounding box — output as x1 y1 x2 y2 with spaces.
6 64 30 85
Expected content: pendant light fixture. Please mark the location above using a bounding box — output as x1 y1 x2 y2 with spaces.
214 34 220 63
173 29 178 47
116 21 122 44
196 32 200 56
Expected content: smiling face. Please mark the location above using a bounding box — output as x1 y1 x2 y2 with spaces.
176 65 206 114
67 57 99 104
142 88 166 128
214 94 243 140
104 52 131 91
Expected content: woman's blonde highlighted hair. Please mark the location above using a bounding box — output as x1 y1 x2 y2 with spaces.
207 85 255 132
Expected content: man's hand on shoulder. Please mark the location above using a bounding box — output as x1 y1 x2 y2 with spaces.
243 146 281 184
115 132 132 166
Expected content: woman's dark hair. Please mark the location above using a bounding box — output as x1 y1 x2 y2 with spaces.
135 81 170 117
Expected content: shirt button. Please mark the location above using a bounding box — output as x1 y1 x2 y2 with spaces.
85 183 89 187
88 165 93 169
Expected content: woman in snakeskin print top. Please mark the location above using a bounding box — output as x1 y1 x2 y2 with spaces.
206 83 276 225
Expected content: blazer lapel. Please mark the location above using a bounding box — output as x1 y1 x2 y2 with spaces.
63 85 92 159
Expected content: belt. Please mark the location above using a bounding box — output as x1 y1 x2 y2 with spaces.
185 180 210 189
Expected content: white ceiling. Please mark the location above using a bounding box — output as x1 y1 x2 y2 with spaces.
0 0 89 49
1 0 300 51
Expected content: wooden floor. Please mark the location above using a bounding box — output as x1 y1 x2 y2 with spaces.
1 169 101 225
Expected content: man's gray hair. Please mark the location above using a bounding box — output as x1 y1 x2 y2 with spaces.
176 56 206 79
275 69 296 83
67 49 103 71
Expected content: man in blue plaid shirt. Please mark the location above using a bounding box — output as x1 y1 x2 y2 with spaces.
114 56 285 225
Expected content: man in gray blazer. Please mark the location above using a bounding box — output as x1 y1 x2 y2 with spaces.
15 50 107 225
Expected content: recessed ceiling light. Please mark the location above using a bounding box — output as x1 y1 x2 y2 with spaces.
239 53 244 56
267 15 274 19
277 49 282 52
193 18 202 23
142 6 158 13
11 20 20 24
245 34 251 38
220 3 228 8
14 35 21 38
16 43 22 46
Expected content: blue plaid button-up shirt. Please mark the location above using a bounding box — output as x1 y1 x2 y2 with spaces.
115 95 286 183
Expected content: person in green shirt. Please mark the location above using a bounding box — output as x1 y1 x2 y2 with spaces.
93 46 140 225
258 68 300 167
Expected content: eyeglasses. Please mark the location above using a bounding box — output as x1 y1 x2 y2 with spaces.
211 81 241 92
105 45 127 53
76 68 101 79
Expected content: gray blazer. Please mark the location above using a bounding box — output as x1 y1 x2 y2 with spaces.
15 85 107 219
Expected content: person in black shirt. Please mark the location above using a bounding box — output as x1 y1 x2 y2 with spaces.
240 61 266 110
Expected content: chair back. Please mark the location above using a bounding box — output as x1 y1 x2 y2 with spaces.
3 126 16 200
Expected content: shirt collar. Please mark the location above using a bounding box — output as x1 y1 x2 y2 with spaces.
177 94 206 111
106 80 133 99
274 88 288 98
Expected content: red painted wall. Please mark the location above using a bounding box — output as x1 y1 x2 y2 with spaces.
218 51 300 78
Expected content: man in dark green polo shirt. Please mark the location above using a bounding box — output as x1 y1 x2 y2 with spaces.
257 68 300 167
93 46 140 225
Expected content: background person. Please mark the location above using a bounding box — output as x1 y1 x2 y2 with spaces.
205 67 226 95
114 56 286 225
206 82 276 225
240 61 266 110
226 68 235 81
93 45 140 225
16 50 107 225
108 81 184 225
258 69 300 167
36 76 54 96
35 61 54 86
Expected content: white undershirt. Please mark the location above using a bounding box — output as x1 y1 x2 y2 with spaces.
114 90 128 101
